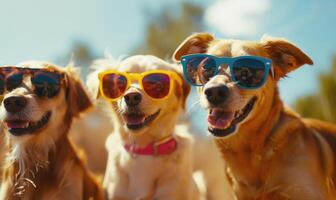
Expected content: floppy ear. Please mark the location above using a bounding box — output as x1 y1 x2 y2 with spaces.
261 36 313 80
65 69 93 117
179 75 191 111
173 32 214 61
172 65 191 110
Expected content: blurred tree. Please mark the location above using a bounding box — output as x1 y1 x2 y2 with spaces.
295 55 336 122
55 40 96 80
133 2 204 59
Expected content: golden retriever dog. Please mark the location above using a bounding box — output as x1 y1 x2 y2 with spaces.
87 55 199 200
0 61 104 200
88 57 234 200
173 33 336 200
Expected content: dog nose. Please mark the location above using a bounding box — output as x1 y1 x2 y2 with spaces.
124 92 142 106
4 96 28 113
204 85 229 105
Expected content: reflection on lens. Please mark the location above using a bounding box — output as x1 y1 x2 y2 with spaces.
142 73 170 98
102 74 128 99
32 72 61 97
6 73 24 91
233 59 265 88
184 56 216 85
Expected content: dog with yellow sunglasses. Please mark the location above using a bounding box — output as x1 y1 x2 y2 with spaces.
87 55 200 200
87 55 236 200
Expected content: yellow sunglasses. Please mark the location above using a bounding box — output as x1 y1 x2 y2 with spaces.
98 69 183 101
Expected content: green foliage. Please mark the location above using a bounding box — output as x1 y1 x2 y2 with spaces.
294 55 336 122
132 2 204 59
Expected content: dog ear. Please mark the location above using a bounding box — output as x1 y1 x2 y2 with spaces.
173 32 214 61
179 76 191 111
261 36 313 80
172 65 191 110
65 68 93 117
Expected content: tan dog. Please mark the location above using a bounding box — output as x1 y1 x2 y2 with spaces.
0 62 104 200
88 55 201 200
174 33 336 200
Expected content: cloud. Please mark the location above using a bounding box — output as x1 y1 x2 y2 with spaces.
204 0 270 37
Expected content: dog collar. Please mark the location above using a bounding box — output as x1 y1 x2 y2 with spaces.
123 137 177 156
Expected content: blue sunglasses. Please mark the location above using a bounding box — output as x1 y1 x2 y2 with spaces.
180 54 273 89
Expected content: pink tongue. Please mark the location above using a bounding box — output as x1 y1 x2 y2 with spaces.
6 121 28 129
208 109 234 129
123 114 146 125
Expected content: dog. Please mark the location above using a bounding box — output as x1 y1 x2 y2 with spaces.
173 33 336 200
87 55 200 200
0 61 104 200
88 55 236 200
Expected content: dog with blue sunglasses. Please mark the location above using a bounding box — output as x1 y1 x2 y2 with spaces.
174 33 336 200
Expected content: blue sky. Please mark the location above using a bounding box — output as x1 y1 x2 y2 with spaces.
0 0 335 107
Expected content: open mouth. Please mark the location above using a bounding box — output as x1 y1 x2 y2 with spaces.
122 109 161 130
208 97 257 137
5 111 52 136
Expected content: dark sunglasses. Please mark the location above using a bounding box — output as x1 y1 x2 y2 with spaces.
0 66 66 98
180 54 273 89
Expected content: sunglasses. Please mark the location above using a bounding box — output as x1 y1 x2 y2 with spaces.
180 54 273 89
98 70 183 101
0 66 66 98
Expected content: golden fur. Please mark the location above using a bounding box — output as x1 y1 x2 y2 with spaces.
88 55 200 200
70 105 112 174
174 33 336 200
0 61 104 200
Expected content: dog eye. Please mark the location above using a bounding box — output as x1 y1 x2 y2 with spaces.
198 59 216 84
6 73 24 91
32 73 61 97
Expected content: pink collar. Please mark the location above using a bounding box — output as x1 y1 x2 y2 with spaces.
123 137 178 156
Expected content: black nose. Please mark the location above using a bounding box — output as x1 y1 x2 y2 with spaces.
204 85 229 105
124 92 142 106
4 96 28 113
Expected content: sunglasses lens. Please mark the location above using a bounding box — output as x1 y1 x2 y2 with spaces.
0 74 5 94
7 73 24 91
102 74 128 99
142 73 170 99
232 59 266 88
31 72 61 97
183 56 216 85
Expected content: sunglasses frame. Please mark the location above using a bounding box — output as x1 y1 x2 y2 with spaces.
0 66 67 96
98 69 183 101
180 54 273 89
